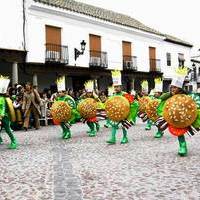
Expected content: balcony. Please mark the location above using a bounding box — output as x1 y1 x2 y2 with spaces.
45 43 69 64
149 59 161 72
89 50 108 68
123 56 137 71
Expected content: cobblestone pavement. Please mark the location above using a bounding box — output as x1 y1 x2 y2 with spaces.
0 120 200 200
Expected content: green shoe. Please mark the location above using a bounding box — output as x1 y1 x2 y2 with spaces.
106 138 116 144
88 131 96 137
96 123 100 132
145 124 151 130
87 130 92 134
0 137 3 144
121 136 128 144
178 136 187 156
63 131 71 140
107 126 117 144
62 131 67 139
178 142 187 156
8 141 18 149
154 131 164 138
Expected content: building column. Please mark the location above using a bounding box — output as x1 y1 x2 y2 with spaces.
33 73 38 87
12 62 18 87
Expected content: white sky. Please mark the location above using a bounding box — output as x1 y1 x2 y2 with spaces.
77 0 200 55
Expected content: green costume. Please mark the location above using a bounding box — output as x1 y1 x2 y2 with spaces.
56 95 80 139
106 91 138 144
155 92 200 156
145 119 152 130
0 96 18 149
79 94 100 137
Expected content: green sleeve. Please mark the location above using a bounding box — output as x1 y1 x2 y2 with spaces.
192 109 200 128
0 97 6 117
69 109 81 124
157 100 166 117
156 93 172 117
159 92 171 101
127 101 139 122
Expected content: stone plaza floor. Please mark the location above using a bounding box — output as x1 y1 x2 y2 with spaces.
0 120 200 200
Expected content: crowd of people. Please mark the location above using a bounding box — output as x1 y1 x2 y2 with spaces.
6 82 110 131
1 66 200 156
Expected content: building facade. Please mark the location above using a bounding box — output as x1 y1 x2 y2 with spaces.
0 0 193 92
0 0 27 86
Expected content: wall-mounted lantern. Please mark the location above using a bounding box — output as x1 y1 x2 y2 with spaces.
74 40 86 61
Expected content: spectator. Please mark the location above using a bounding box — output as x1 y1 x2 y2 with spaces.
68 89 75 98
22 82 41 131
50 92 58 102
40 93 49 118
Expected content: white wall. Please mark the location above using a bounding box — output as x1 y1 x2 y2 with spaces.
161 42 191 79
26 2 191 79
0 0 24 50
27 3 164 72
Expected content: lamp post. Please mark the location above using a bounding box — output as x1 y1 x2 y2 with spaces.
74 40 86 61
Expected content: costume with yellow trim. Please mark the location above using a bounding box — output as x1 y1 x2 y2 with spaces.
138 78 164 138
105 71 139 144
0 75 18 149
155 67 200 156
51 76 80 139
137 80 153 130
77 80 100 137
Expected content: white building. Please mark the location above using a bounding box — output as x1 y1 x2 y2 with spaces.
191 52 200 92
0 0 27 86
0 0 193 92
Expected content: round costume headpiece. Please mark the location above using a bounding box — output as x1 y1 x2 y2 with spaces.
111 70 122 86
141 80 148 94
171 67 188 88
84 80 94 93
154 78 163 92
56 76 66 92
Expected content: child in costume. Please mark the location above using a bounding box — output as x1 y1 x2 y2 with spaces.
106 71 138 144
155 67 200 156
141 78 164 138
139 80 153 131
52 76 80 139
0 75 18 149
152 78 164 138
78 80 100 137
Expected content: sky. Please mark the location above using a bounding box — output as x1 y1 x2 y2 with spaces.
78 0 200 55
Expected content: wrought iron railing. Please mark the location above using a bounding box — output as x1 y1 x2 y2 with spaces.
149 59 161 72
123 56 137 71
89 50 108 68
45 43 69 64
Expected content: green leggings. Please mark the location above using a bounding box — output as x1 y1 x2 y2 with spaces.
0 116 16 142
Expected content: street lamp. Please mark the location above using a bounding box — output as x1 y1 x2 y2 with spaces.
74 40 86 61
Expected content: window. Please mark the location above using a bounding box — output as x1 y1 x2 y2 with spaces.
45 25 61 46
89 34 101 57
178 53 185 67
149 47 156 71
166 53 171 66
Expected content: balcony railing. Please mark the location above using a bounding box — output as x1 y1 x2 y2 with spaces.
123 56 137 71
149 59 161 72
89 50 108 68
45 43 69 64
